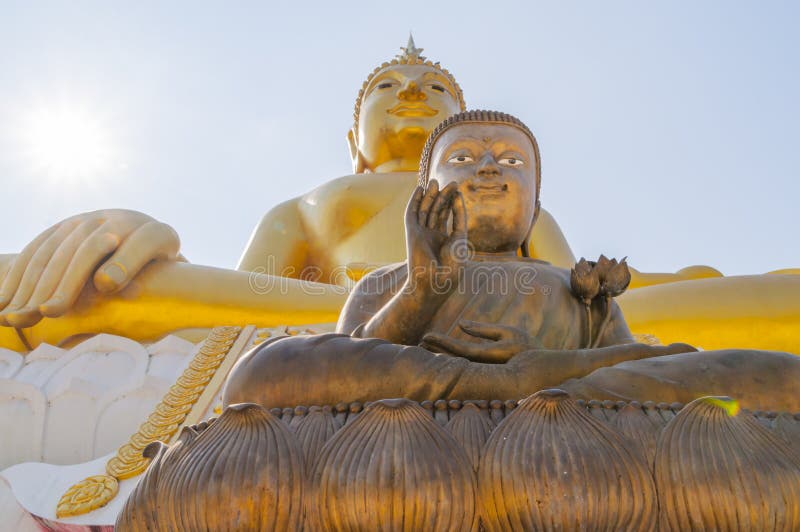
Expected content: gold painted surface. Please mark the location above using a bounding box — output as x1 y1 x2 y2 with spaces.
56 475 119 519
619 274 800 352
55 326 242 517
0 262 344 350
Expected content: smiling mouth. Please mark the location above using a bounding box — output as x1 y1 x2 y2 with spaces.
468 183 509 193
387 103 438 117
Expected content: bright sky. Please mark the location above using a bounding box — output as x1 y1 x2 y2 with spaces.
1 1 797 275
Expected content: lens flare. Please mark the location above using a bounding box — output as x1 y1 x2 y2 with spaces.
704 396 741 417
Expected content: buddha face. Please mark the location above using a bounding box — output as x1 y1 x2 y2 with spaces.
429 123 538 253
350 64 462 173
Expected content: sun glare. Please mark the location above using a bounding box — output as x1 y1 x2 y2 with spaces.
22 107 116 181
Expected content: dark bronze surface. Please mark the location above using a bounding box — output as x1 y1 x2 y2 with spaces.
121 111 800 530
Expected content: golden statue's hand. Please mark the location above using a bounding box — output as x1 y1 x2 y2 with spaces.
0 209 180 328
405 182 467 294
420 320 542 363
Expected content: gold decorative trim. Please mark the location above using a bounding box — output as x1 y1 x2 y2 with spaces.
56 326 243 518
56 475 118 518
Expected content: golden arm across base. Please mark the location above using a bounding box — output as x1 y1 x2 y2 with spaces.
0 260 347 351
618 273 800 353
1 260 798 354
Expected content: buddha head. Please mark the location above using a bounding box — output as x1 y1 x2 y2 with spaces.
419 110 541 256
348 36 466 174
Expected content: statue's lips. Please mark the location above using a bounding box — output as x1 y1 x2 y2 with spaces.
468 183 508 194
387 103 438 117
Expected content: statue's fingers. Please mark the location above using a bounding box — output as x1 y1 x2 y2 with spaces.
450 191 467 234
2 307 43 328
480 342 519 363
39 230 120 318
417 180 439 226
22 218 106 314
429 183 457 229
459 320 505 340
0 225 59 311
421 333 488 358
0 221 79 318
405 186 425 225
426 183 453 229
93 221 180 293
437 203 452 233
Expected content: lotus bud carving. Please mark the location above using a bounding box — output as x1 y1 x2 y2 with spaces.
445 402 496 471
309 398 477 531
116 403 305 531
604 257 631 298
592 254 614 294
478 389 657 531
612 401 662 467
294 405 343 468
570 257 600 305
655 396 800 531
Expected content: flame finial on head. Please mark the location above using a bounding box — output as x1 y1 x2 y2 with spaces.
398 33 426 61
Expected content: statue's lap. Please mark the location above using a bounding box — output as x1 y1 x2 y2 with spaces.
223 333 800 412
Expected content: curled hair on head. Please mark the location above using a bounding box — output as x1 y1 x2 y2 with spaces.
418 110 542 258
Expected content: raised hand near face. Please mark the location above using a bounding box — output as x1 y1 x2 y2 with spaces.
404 181 468 295
0 209 181 328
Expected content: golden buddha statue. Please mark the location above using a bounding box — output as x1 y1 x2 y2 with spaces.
0 37 797 354
223 111 800 413
236 35 575 279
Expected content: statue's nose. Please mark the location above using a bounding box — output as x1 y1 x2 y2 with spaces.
397 80 426 101
477 155 501 177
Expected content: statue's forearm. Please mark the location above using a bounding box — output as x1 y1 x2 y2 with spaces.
362 277 448 345
525 343 696 386
1 261 348 350
450 343 694 400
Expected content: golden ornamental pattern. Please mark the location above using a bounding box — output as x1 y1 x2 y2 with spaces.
56 475 119 519
55 326 242 518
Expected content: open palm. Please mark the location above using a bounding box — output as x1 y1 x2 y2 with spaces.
404 181 468 294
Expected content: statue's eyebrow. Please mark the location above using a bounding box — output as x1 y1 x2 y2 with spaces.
421 71 456 91
442 135 530 157
365 71 400 93
440 137 484 156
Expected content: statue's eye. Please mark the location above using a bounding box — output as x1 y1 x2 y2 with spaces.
447 155 474 164
430 84 446 93
499 157 525 167
377 82 394 89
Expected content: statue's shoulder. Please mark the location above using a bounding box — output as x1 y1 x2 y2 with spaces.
295 173 417 243
300 172 417 207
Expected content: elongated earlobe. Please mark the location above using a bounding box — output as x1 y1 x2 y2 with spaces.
346 128 366 173
520 200 541 258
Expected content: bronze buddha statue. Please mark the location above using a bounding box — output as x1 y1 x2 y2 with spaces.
224 111 800 413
